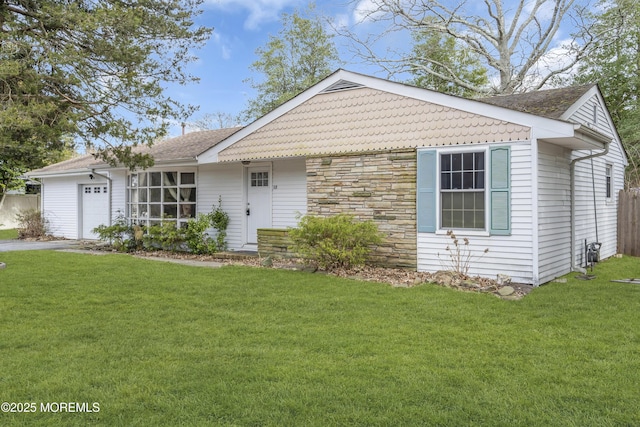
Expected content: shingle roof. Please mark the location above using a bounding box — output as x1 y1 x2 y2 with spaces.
29 127 242 174
477 84 596 119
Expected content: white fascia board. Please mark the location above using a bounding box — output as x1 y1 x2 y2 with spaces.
26 169 93 179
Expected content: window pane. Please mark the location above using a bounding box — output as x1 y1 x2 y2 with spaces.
441 172 451 190
150 188 161 202
452 211 464 228
441 154 451 171
140 189 148 203
180 204 196 218
475 172 485 189
150 172 162 187
163 204 177 218
180 188 196 202
452 192 463 210
463 153 474 170
130 175 138 188
475 211 485 228
130 204 138 217
463 172 474 189
164 172 177 186
138 205 148 218
181 172 195 185
139 173 147 187
475 192 485 209
150 204 161 217
164 188 178 203
475 153 485 170
451 153 462 171
451 172 462 189
130 189 138 203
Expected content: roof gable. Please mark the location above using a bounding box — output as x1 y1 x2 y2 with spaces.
218 86 530 162
199 69 593 163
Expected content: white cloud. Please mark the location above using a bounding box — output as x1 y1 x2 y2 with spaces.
352 0 384 24
208 0 303 30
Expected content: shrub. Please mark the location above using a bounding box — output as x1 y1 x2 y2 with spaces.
145 220 186 252
93 213 141 252
15 209 49 239
289 214 383 271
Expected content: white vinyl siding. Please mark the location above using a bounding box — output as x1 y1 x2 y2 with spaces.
418 142 534 284
198 159 307 251
567 95 626 265
197 163 245 251
272 158 307 228
537 142 572 283
110 170 127 221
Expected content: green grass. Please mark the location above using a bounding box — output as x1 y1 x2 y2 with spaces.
0 251 639 426
0 228 17 240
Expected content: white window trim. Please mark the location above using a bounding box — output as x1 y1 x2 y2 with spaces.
435 145 490 236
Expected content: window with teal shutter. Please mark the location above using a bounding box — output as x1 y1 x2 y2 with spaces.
417 150 437 232
489 146 511 235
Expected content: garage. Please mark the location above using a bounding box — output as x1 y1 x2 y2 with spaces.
81 184 109 239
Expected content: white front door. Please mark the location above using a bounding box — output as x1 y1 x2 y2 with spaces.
82 184 109 239
246 167 271 244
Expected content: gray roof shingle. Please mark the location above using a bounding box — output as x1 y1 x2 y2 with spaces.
477 84 596 119
29 127 242 174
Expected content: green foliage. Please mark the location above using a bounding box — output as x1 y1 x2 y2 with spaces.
243 4 340 121
145 221 186 252
573 0 640 187
408 28 488 97
0 1 211 173
93 213 141 252
93 202 229 255
15 209 48 239
289 214 383 271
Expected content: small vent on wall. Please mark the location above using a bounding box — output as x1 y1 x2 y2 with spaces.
321 80 365 93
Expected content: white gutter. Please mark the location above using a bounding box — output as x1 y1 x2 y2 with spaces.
569 141 610 273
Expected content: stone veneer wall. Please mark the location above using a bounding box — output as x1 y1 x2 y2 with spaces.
306 149 417 268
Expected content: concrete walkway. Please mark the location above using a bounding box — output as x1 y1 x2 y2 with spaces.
0 239 81 252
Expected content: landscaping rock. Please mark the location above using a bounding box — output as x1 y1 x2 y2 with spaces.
0 262 5 269
497 286 515 296
261 256 273 267
496 274 512 286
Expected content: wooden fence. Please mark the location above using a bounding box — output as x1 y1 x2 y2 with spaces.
618 190 640 256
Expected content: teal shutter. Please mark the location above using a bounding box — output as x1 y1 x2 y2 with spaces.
490 146 511 235
417 150 437 233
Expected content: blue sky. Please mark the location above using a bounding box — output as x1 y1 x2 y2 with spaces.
168 0 367 136
166 0 583 137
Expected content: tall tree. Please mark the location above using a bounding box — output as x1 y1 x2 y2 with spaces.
0 0 211 190
186 112 242 132
573 0 640 187
343 0 594 95
243 4 340 121
408 27 488 97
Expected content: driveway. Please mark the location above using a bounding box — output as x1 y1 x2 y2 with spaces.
0 240 81 252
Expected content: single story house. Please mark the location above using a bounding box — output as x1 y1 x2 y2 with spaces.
28 69 627 285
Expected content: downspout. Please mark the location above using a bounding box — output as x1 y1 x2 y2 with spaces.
90 169 113 227
569 142 610 272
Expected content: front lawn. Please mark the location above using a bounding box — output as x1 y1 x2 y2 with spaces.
0 228 17 240
0 251 639 426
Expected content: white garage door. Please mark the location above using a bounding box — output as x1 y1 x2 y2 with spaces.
82 184 109 239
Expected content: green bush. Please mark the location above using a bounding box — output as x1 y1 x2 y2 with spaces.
145 220 185 252
93 213 142 252
289 214 383 271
